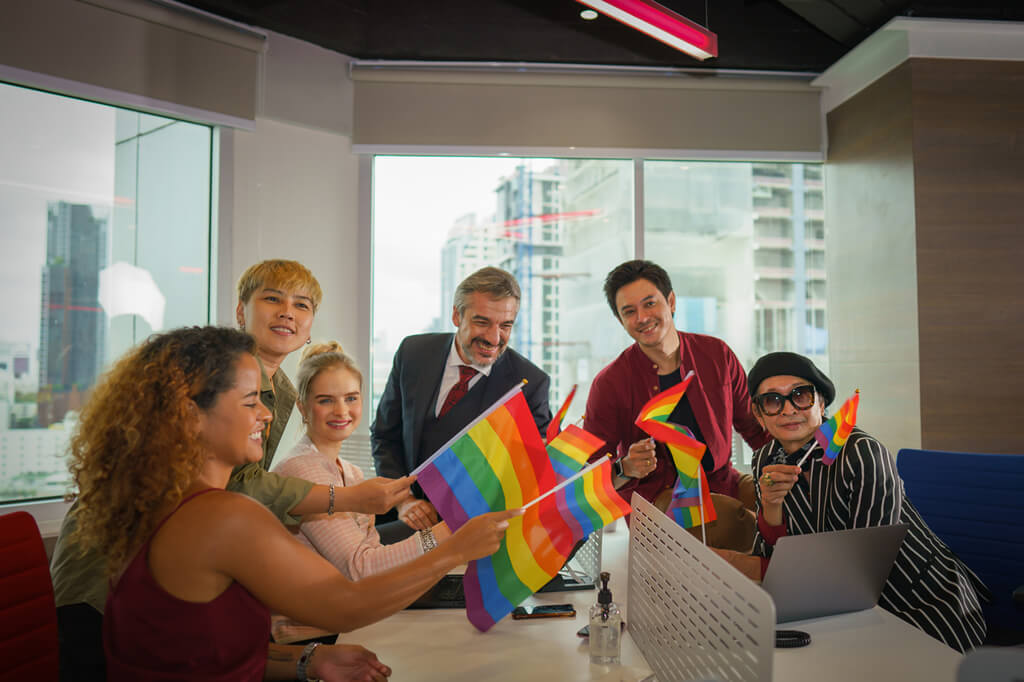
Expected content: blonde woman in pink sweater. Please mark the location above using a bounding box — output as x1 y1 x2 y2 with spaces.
272 342 452 640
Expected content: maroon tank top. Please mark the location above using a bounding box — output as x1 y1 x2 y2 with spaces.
103 489 270 681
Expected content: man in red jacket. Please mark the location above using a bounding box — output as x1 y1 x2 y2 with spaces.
584 260 768 512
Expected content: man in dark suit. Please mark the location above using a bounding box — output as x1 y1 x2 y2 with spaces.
372 266 551 541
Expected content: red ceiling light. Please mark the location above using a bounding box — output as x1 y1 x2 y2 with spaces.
576 0 718 61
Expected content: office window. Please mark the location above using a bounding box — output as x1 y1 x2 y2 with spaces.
644 161 826 366
0 83 213 503
373 156 825 467
372 157 634 422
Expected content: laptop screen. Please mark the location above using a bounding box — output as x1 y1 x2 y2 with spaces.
761 524 908 623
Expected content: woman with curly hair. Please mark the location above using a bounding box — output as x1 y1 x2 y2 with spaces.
70 326 518 681
50 260 412 681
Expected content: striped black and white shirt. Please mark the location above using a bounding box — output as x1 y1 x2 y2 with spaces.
751 428 989 652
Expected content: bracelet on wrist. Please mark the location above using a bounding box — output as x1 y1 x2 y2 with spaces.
296 641 321 681
418 527 438 553
327 483 335 516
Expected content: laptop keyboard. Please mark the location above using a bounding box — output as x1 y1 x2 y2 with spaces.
435 575 465 603
407 574 466 609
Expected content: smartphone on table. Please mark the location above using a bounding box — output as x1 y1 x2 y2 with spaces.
511 603 576 619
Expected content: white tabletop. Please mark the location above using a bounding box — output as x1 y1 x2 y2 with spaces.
345 526 963 681
774 607 962 682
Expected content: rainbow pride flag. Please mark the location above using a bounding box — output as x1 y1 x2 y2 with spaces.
465 457 629 631
663 426 717 528
634 371 717 527
814 389 860 465
545 384 577 442
546 424 604 481
415 386 629 632
415 385 552 531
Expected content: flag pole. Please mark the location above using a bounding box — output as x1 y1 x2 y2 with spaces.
698 468 707 545
522 457 609 510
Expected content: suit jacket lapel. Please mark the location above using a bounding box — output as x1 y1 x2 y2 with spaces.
410 333 452 460
480 350 514 409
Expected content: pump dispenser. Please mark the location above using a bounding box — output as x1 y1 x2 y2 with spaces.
589 571 622 665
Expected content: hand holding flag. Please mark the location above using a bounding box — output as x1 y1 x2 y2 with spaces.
634 370 717 530
414 383 629 631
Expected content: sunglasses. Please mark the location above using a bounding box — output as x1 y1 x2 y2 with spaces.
753 384 817 416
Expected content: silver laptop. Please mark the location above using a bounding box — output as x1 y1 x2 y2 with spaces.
761 524 908 623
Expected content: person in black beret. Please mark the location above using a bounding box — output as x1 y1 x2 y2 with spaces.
713 351 990 653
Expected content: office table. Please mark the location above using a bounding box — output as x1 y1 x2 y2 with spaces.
346 528 963 681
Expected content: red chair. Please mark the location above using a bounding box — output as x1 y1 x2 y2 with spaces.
0 511 59 681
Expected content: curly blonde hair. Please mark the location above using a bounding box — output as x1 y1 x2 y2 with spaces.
68 326 255 573
296 341 363 405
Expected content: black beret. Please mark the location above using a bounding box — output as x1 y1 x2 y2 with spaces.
747 352 836 407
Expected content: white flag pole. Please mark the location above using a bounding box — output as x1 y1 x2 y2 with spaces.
522 457 608 510
698 469 707 545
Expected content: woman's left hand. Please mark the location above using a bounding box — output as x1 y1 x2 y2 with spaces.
758 464 801 526
759 465 801 506
309 643 392 682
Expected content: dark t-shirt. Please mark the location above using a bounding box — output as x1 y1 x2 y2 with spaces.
657 370 714 474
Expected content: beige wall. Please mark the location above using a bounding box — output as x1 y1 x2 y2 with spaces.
825 63 922 453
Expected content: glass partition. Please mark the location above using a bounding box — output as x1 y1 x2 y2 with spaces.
0 83 212 503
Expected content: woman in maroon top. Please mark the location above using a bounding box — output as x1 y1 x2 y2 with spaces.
68 326 519 681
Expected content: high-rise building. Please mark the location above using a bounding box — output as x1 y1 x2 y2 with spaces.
37 202 108 427
437 164 569 397
493 164 564 396
751 163 827 370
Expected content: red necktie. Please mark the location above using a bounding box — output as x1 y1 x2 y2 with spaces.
440 365 478 417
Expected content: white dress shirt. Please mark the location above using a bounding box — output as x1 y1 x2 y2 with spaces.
434 338 492 417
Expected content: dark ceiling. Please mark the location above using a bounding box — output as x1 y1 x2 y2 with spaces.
178 0 1024 73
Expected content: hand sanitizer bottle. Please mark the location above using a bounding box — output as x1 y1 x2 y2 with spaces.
589 571 622 665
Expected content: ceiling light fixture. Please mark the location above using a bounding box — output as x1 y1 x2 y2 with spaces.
580 9 599 20
575 0 718 61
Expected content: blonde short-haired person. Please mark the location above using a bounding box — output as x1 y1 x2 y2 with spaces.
715 351 989 653
69 326 518 680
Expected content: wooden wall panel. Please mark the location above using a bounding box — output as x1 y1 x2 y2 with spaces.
911 58 1024 453
825 63 923 452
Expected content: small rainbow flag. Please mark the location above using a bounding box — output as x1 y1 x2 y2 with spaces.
634 371 716 527
546 384 578 442
663 426 717 528
415 385 629 632
814 389 860 465
668 467 715 528
634 370 695 443
546 424 604 481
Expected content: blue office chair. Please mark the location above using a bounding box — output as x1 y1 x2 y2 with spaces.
897 448 1024 643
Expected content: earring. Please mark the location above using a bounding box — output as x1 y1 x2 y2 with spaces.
306 337 311 344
